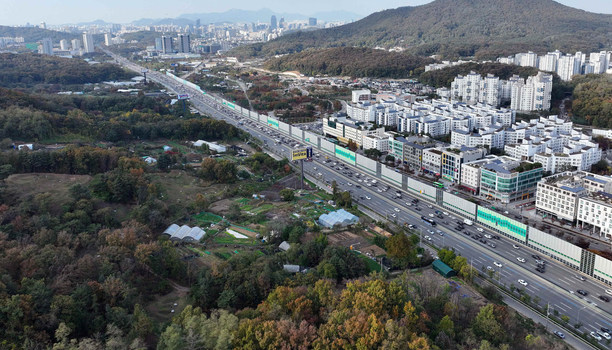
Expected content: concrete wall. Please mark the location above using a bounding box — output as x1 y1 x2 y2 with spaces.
335 145 356 166
527 228 581 269
594 255 612 286
476 207 527 243
356 154 377 176
304 131 319 148
258 114 267 124
279 121 290 134
290 126 304 140
267 116 279 129
321 139 335 155
249 110 258 119
381 165 402 186
442 192 476 219
407 178 437 203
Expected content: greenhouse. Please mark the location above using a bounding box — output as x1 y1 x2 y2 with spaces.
318 209 359 228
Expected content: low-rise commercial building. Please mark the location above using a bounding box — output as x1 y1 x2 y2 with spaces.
578 192 612 238
479 158 543 203
441 146 486 183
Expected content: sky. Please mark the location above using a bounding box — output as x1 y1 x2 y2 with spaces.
0 0 611 26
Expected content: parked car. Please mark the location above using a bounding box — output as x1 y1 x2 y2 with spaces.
553 331 565 339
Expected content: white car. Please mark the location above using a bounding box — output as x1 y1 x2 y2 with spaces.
494 261 503 268
517 257 526 263
365 196 371 200
390 213 397 218
427 205 433 209
443 212 449 216
591 332 602 341
476 227 484 232
347 183 352 186
424 235 432 241
429 213 435 218
486 266 493 271
598 331 611 340
394 208 400 212
512 244 520 249
406 202 413 206
484 234 492 239
518 279 528 286
607 289 612 296
428 230 435 234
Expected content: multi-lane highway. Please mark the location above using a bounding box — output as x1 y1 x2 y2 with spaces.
105 50 612 346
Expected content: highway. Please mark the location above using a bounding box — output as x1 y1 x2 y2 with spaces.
104 49 612 346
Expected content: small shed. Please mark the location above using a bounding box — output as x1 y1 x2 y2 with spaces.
279 241 291 251
432 259 456 278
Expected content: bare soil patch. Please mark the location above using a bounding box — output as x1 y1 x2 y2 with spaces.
6 173 92 204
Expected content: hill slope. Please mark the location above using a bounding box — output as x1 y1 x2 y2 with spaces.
0 25 78 42
231 0 612 59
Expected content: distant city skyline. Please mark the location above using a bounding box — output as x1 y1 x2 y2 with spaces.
1 0 611 26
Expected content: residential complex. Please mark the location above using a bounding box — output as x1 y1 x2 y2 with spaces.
82 33 94 53
535 171 612 222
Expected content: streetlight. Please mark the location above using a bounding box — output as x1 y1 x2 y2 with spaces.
577 305 587 324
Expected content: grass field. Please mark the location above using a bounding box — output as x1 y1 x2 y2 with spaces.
146 290 189 322
213 232 259 245
5 173 92 205
354 252 382 273
152 170 226 204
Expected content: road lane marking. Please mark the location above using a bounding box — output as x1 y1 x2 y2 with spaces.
554 304 567 312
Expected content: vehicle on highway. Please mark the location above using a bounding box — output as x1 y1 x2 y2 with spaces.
484 234 492 239
443 211 449 216
427 205 433 209
427 229 435 234
390 213 397 218
553 331 565 339
577 290 588 296
463 219 473 226
415 207 421 211
532 254 541 260
494 261 502 268
602 327 611 333
476 227 484 232
464 231 471 235
518 279 528 286
486 266 493 271
607 289 612 296
424 235 432 241
489 243 496 248
455 226 463 231
421 216 436 226
347 183 352 186
517 257 526 263
598 331 611 340
394 208 400 212
408 224 416 229
365 196 371 200
442 221 449 225
479 239 487 244
599 295 611 302
535 259 545 265
591 331 602 341
512 244 520 249
356 185 361 188
575 275 586 281
536 267 545 273
429 213 435 217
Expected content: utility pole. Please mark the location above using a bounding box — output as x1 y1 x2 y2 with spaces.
300 159 304 191
545 301 550 330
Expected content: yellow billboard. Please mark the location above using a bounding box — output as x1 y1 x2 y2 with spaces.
292 149 309 161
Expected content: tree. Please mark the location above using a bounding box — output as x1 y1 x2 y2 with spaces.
68 182 91 201
385 155 395 163
237 169 250 179
347 139 358 152
472 304 507 345
157 153 173 170
227 203 241 220
280 188 295 201
0 164 14 181
385 234 415 269
364 148 382 159
437 315 455 338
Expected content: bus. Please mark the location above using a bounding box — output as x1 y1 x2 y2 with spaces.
421 216 437 226
433 182 444 188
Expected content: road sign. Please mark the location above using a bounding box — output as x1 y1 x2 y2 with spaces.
170 63 178 67
292 148 309 161
141 68 149 73
178 94 190 100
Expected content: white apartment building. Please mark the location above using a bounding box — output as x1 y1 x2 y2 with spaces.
538 51 561 72
422 148 443 175
104 33 112 46
515 51 538 67
352 89 371 103
510 72 552 111
177 34 191 53
39 38 53 55
557 55 579 81
536 172 589 222
346 102 376 122
59 39 69 51
362 134 389 152
71 39 81 50
451 71 484 105
577 192 612 238
82 33 94 53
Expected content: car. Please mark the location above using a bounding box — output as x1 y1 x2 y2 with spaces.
439 231 444 236
484 234 492 239
472 235 479 240
408 224 416 229
427 205 433 208
512 244 520 249
428 230 435 234
607 289 612 296
455 226 464 231
464 231 471 236
517 257 526 263
489 243 496 248
443 212 449 216
365 196 371 200
535 259 545 265
577 290 588 296
494 261 503 268
429 213 435 217
486 266 493 271
602 327 611 334
518 279 528 286
600 295 611 302
390 213 397 218
424 236 432 241
476 227 484 232
553 331 565 339
598 331 611 340
435 210 442 215
493 235 500 240
442 221 449 225
480 239 487 244
536 267 545 273
591 331 603 341
532 254 541 260
347 183 352 186
575 275 586 281
394 208 400 212
356 185 361 189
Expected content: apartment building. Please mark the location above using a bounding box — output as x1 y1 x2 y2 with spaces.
362 134 389 152
441 146 485 183
535 171 611 222
510 72 553 111
480 158 543 204
322 116 384 147
346 102 376 122
352 89 372 103
422 148 444 175
578 192 612 238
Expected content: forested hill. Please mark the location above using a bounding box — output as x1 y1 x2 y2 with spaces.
263 47 434 78
0 25 79 42
0 53 136 89
230 0 612 59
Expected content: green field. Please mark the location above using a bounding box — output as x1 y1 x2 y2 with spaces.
213 232 259 246
353 251 382 273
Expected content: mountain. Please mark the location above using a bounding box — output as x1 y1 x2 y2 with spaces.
74 19 113 26
175 8 361 24
230 0 612 59
132 18 196 26
0 25 78 42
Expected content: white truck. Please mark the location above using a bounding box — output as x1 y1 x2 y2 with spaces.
463 219 473 226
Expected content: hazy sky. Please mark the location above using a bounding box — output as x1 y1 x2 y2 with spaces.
1 0 611 25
